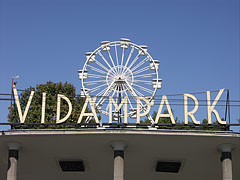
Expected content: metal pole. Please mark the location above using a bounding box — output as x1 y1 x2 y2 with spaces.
118 85 122 123
227 90 231 124
10 78 14 109
10 75 19 113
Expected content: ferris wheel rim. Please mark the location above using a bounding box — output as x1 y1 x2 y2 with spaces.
81 41 159 95
80 40 161 117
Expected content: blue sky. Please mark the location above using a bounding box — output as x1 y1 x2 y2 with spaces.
0 0 239 129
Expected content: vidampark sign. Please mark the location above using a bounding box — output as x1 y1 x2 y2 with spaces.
13 88 227 125
11 39 229 127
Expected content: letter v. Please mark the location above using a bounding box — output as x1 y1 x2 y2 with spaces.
13 87 34 123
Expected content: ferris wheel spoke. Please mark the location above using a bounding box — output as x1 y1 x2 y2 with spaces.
122 84 134 109
87 65 108 75
124 81 147 112
131 57 148 72
106 85 118 113
95 81 115 108
124 76 132 82
93 60 115 77
85 80 106 85
108 74 116 78
98 51 117 75
88 74 108 79
135 81 152 85
120 47 125 74
120 84 125 110
96 86 109 96
131 86 144 97
88 84 108 93
106 103 110 112
134 73 155 78
122 46 135 73
132 84 154 94
127 93 134 109
94 58 112 73
110 85 118 98
85 82 106 86
114 43 120 74
110 84 120 110
115 86 120 112
125 81 152 122
107 49 116 69
134 80 153 85
132 66 149 75
123 52 140 74
124 70 132 77
124 81 138 99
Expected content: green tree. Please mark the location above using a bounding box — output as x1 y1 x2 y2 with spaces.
201 118 226 131
152 109 179 124
141 109 178 124
149 109 226 131
8 81 88 125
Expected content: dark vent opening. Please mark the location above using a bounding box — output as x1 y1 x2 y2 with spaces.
156 161 181 173
59 160 85 172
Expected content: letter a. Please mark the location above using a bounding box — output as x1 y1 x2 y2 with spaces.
155 95 175 124
78 96 99 123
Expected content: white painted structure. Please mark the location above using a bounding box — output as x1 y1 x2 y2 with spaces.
0 129 239 180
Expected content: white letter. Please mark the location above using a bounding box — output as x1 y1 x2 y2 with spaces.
136 97 151 124
109 96 128 124
56 94 72 124
78 96 99 123
41 93 46 123
13 87 35 123
207 89 225 124
184 93 200 124
155 95 175 124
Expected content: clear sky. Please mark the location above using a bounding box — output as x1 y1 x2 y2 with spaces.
0 0 239 129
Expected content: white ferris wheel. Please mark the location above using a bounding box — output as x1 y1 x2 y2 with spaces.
78 38 162 124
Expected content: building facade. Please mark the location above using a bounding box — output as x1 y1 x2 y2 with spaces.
0 128 239 180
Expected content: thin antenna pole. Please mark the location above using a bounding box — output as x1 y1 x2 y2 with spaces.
227 90 230 124
224 90 228 124
118 85 122 123
10 78 14 109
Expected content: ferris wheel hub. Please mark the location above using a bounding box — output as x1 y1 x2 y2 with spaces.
106 65 134 87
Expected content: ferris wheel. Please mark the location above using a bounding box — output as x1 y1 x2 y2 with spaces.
78 38 162 124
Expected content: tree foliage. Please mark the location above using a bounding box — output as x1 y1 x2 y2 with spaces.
8 81 87 124
142 109 179 124
143 109 226 131
152 109 179 124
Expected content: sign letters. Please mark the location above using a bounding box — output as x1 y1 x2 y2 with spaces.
13 88 226 125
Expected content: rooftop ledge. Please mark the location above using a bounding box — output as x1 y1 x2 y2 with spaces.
1 128 240 138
